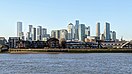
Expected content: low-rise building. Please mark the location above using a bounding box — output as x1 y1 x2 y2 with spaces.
8 37 20 48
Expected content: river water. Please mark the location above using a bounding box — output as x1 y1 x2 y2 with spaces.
0 53 132 74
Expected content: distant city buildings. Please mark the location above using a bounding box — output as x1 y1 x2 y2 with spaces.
85 26 90 37
104 22 110 41
96 22 100 38
78 24 85 41
60 29 68 40
17 22 24 40
51 29 68 40
17 22 22 36
17 22 50 41
67 23 75 40
32 27 36 41
15 20 117 42
37 26 42 41
51 30 60 39
75 20 79 40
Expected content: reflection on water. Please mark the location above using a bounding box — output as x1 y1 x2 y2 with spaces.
0 53 132 74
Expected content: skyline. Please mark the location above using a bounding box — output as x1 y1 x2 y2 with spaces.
0 0 132 40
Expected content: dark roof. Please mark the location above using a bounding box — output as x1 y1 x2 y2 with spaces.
47 38 59 42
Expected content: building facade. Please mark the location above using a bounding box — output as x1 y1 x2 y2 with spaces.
78 24 85 41
60 29 68 40
29 25 33 40
32 28 36 41
104 22 110 41
37 26 42 41
96 22 100 38
17 22 24 40
75 20 79 40
85 26 90 37
67 23 75 40
51 30 60 39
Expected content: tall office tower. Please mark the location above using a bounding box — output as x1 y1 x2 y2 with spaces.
37 26 42 41
75 20 79 40
112 31 116 41
104 22 110 41
29 25 33 40
78 24 85 41
17 22 22 37
32 28 36 41
67 23 75 40
17 22 24 40
85 26 90 37
60 29 68 40
96 22 100 38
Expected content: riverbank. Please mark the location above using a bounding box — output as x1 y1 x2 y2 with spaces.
7 48 132 54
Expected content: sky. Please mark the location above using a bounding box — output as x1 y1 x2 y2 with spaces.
0 0 132 40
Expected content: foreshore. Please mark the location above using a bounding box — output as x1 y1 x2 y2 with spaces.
6 48 132 54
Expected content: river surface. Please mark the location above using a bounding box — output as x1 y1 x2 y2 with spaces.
0 53 132 74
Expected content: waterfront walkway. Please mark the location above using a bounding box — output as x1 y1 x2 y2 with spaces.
8 48 132 53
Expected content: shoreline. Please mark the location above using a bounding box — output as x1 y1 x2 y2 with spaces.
5 48 132 54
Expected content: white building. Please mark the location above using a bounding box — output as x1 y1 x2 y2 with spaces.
60 29 68 40
17 22 24 40
67 23 75 40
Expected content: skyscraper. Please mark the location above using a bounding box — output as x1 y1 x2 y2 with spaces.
75 20 79 40
17 22 22 37
32 28 36 41
112 31 116 41
96 22 100 38
78 24 85 41
37 26 42 41
85 26 90 37
67 23 75 40
17 22 24 40
29 25 33 40
104 22 110 41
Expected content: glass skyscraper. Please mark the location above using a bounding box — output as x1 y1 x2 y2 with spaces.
104 22 110 41
17 22 22 37
75 20 79 40
96 22 100 38
78 24 85 41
